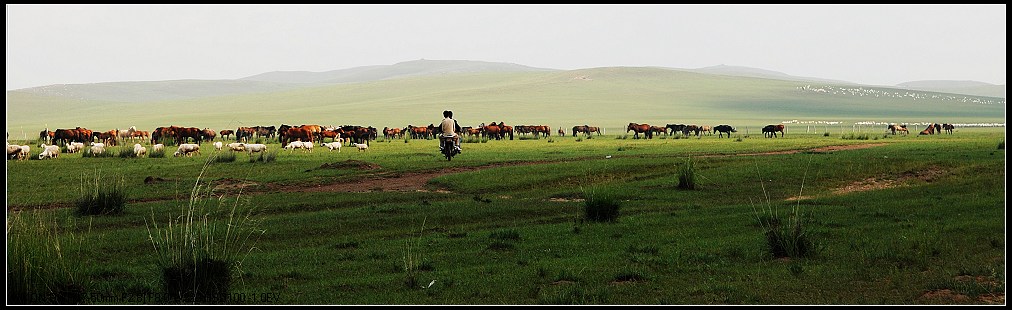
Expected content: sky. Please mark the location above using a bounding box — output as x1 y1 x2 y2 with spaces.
5 4 1007 90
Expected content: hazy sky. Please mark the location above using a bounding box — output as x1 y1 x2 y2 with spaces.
6 4 1006 90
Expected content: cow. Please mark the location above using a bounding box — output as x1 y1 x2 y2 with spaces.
713 125 737 138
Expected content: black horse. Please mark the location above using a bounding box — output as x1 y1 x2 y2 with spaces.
713 124 737 138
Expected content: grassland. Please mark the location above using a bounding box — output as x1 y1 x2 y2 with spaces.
5 129 1005 305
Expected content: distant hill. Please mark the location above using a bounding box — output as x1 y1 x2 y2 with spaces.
7 66 1004 134
240 59 558 84
684 64 856 85
897 80 1005 98
11 79 316 103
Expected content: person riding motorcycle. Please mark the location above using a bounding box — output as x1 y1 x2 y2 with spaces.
440 110 462 153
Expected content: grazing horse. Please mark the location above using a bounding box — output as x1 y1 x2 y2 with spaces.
918 124 936 135
572 125 602 137
713 124 736 138
942 124 954 134
39 128 54 144
682 125 703 137
700 125 713 136
762 124 785 138
220 129 234 141
650 126 668 137
558 128 565 136
627 123 653 139
665 124 686 136
933 123 941 134
888 124 909 135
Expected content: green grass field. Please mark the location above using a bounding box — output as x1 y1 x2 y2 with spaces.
5 129 1005 305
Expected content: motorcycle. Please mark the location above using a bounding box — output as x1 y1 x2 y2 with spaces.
440 136 460 161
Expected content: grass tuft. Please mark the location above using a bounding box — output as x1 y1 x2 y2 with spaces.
74 173 126 216
677 157 696 190
146 162 264 304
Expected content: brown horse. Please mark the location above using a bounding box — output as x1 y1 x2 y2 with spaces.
762 124 785 138
888 124 909 135
942 124 954 134
627 123 653 139
919 124 936 135
572 125 602 137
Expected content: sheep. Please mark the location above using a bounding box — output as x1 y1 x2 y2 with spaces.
322 141 342 152
65 142 85 153
90 145 106 155
7 144 22 160
90 142 105 149
38 144 59 160
284 141 304 151
226 142 245 152
354 143 369 152
302 141 313 153
152 144 165 153
213 141 223 151
173 143 200 157
133 144 147 157
18 145 31 160
243 143 268 154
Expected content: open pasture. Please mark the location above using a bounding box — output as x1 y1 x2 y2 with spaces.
5 129 1006 304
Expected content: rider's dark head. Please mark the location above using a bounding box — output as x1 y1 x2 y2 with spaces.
443 110 453 118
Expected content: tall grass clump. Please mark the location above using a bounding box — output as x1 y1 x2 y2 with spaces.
74 173 126 216
149 148 166 158
401 217 429 289
7 211 89 304
81 147 115 158
248 150 277 164
146 164 264 304
677 157 696 190
118 147 137 158
750 159 816 259
212 151 236 163
582 188 621 223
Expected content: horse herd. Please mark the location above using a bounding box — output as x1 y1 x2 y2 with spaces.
624 123 763 138
15 121 958 161
887 123 955 135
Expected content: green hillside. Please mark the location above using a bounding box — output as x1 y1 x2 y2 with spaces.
5 67 1004 137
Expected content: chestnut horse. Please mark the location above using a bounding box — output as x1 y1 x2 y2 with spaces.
627 123 653 139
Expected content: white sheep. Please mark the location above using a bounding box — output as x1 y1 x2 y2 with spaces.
213 141 223 151
65 142 85 153
284 141 304 151
38 144 59 160
152 144 165 153
173 143 200 157
243 143 268 154
133 143 147 157
90 145 106 155
90 142 105 149
322 141 342 152
354 143 369 152
226 142 245 152
6 144 23 160
18 145 31 160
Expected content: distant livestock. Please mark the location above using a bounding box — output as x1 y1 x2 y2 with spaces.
354 143 369 151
